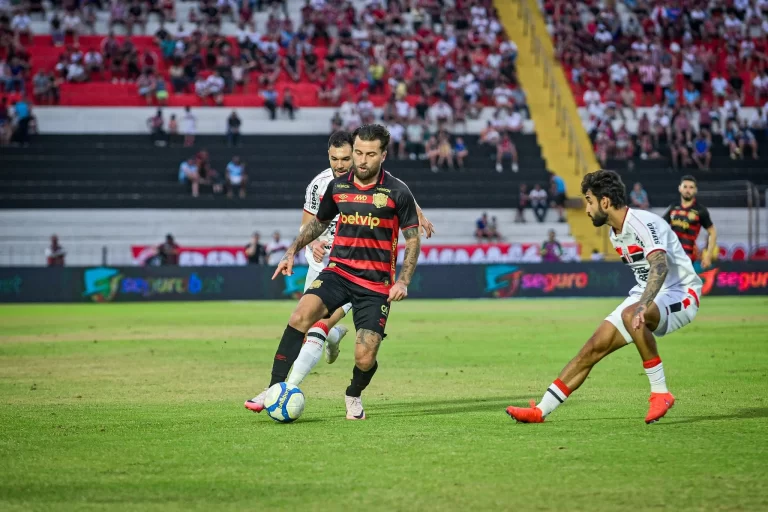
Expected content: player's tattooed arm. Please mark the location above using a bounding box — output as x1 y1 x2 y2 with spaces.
282 217 330 259
631 251 668 329
397 227 421 286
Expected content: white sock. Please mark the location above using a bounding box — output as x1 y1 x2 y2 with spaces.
536 379 571 417
327 326 341 345
643 357 668 393
286 322 328 387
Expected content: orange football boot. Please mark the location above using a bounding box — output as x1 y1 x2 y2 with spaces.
645 392 675 424
506 400 545 423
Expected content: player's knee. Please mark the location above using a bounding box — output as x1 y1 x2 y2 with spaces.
355 353 376 371
620 307 635 328
288 308 315 332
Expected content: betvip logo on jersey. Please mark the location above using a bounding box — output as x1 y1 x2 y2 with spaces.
340 212 381 228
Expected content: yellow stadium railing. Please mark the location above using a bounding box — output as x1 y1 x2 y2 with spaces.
515 0 591 178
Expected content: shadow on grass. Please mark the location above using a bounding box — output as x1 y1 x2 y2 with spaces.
655 407 768 426
373 397 531 418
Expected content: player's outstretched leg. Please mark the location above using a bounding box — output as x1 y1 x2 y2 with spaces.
619 303 675 424
506 321 627 423
285 303 352 387
245 294 328 413
345 328 382 420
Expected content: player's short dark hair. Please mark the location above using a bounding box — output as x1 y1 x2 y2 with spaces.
581 169 627 209
328 130 353 149
352 124 390 152
680 175 697 185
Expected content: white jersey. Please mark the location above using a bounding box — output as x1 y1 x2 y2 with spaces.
610 208 702 294
303 168 339 272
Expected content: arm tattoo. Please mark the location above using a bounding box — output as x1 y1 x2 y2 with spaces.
638 251 668 308
397 227 421 286
282 217 329 259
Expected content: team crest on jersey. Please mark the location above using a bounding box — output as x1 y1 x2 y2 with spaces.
688 211 698 220
328 263 336 268
372 193 388 208
308 279 323 289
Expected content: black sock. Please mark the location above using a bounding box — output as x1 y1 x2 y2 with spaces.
345 361 378 397
269 325 305 386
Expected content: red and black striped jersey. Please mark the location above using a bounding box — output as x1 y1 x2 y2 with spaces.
662 200 713 261
315 170 418 295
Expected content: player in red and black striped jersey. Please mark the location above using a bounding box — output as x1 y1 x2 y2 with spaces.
662 175 718 269
245 125 422 420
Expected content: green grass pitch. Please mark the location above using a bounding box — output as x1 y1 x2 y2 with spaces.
1 298 768 511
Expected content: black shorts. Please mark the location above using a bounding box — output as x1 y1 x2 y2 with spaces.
554 192 566 207
642 82 655 94
304 270 389 338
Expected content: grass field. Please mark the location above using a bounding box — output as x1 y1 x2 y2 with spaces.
1 298 768 511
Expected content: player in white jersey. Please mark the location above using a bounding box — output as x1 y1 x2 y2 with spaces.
276 131 435 391
507 170 702 424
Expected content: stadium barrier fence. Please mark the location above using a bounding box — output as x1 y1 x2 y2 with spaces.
1 263 767 303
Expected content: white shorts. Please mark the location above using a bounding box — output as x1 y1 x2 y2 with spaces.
304 265 352 315
606 287 701 343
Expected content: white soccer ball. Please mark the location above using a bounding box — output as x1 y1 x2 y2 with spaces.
264 382 305 423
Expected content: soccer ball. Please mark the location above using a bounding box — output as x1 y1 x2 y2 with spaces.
264 382 305 423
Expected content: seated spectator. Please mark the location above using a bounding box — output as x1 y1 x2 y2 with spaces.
32 71 51 103
738 122 759 160
683 83 700 109
48 13 65 47
178 156 200 197
62 8 82 46
630 182 650 210
330 111 343 132
206 72 225 106
137 71 156 104
495 133 519 173
12 9 32 44
388 122 406 160
45 235 66 267
282 88 296 120
669 133 690 171
529 183 548 223
226 156 248 198
475 213 491 241
168 114 179 144
488 216 501 241
84 49 103 79
454 137 468 169
540 230 562 263
405 121 426 160
66 60 87 83
261 84 278 120
127 1 147 35
691 131 712 170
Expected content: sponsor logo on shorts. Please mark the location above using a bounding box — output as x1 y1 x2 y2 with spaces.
308 279 323 289
339 212 381 229
380 304 389 317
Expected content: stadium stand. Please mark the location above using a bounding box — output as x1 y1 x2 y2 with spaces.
0 133 549 208
1 0 523 109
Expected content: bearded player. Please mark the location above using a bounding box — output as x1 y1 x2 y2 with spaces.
662 175 717 270
246 128 434 411
507 170 702 424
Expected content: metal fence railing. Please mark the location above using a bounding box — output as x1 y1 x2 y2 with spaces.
516 0 591 178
